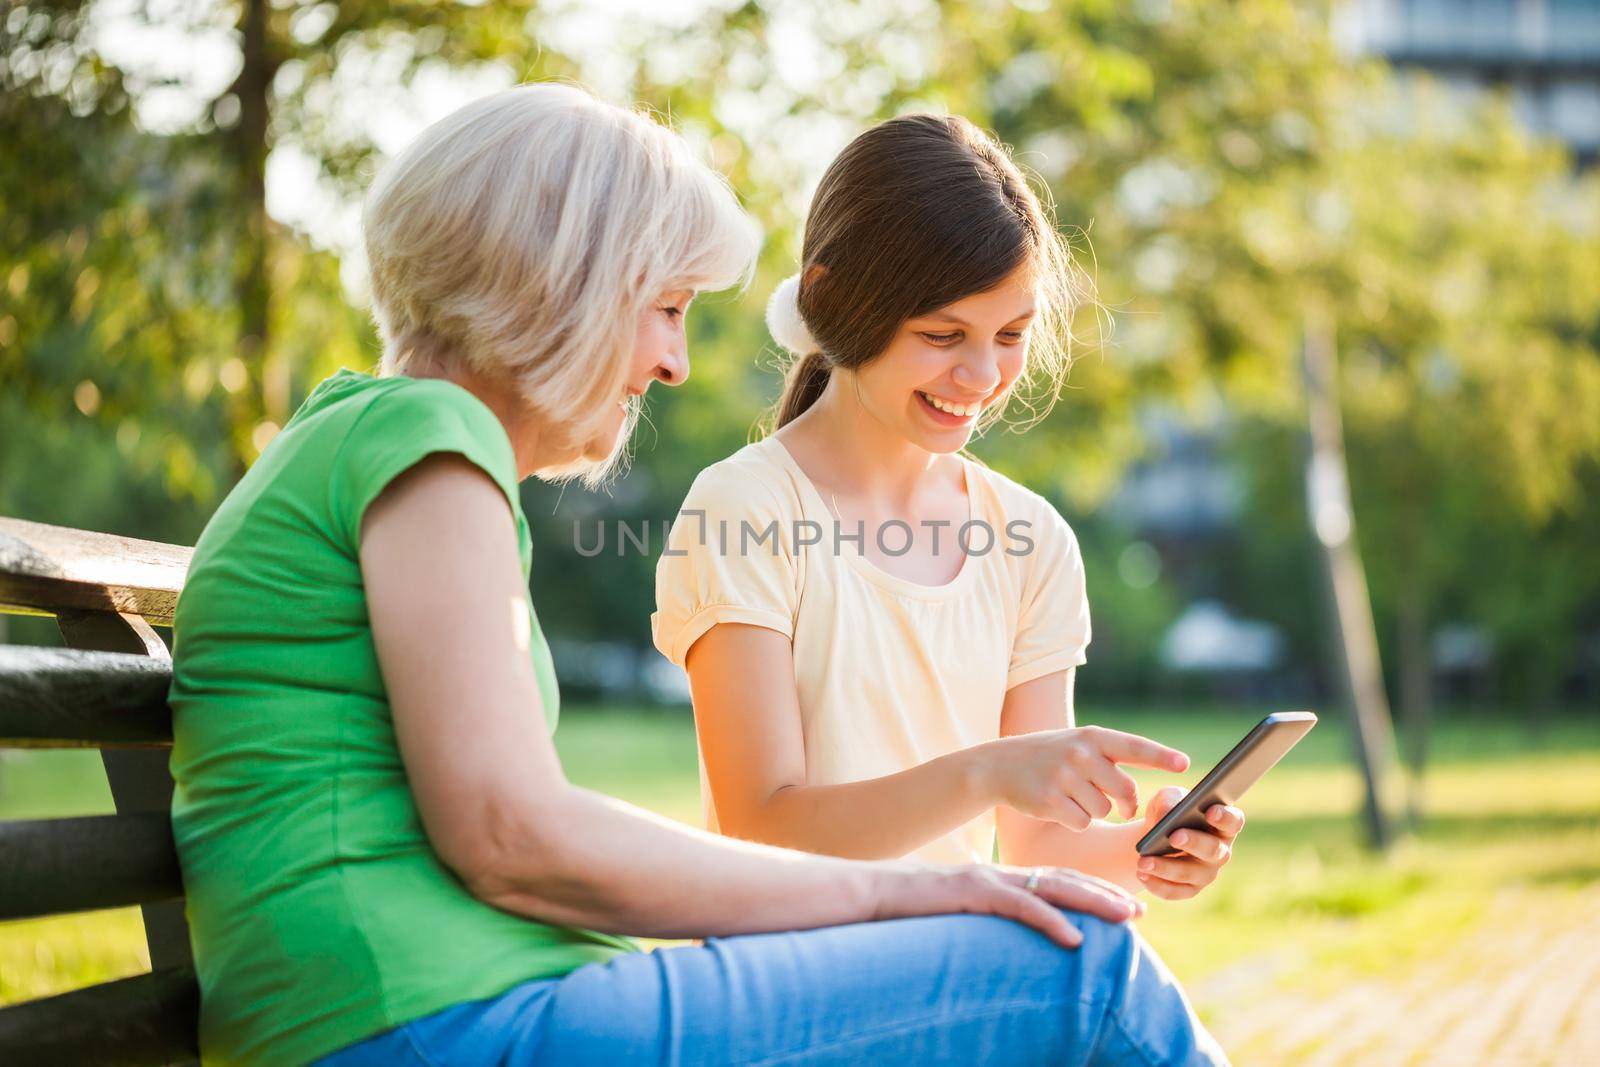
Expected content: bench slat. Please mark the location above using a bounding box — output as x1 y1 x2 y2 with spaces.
0 966 200 1066
0 518 191 626
0 814 183 921
0 646 174 748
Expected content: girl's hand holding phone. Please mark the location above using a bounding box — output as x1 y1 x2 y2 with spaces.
982 726 1190 832
1134 786 1246 900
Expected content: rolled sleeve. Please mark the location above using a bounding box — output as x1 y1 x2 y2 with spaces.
652 463 799 668
1006 497 1091 690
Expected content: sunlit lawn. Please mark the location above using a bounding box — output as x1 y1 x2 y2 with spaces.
3 705 1597 1010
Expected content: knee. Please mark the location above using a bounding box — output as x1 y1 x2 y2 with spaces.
1072 911 1141 952
962 909 1145 965
933 911 1164 996
1070 912 1197 1015
958 910 1146 985
1064 914 1223 1064
972 914 1174 1027
1065 911 1164 983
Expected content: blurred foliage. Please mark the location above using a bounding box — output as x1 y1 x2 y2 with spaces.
1 0 370 535
2 0 1598 705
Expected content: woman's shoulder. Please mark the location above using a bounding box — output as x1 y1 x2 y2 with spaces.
313 372 515 480
353 373 504 439
270 370 523 548
283 370 505 460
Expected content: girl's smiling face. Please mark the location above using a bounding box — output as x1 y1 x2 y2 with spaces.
848 262 1037 453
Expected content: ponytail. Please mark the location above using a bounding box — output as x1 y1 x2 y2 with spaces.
776 350 831 427
767 271 831 428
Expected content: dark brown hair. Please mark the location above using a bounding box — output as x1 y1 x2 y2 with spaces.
774 113 1093 429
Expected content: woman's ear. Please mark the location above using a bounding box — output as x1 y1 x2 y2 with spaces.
801 263 828 294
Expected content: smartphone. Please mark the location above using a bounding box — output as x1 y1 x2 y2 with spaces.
1135 711 1318 857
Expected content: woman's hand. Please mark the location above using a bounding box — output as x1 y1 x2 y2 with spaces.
1133 786 1245 900
981 726 1190 832
874 863 1147 950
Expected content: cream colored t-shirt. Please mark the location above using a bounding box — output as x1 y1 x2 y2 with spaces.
652 435 1091 865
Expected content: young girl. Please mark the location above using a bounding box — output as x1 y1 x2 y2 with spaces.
653 113 1244 900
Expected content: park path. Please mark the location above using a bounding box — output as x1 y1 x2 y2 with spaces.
1191 885 1600 1066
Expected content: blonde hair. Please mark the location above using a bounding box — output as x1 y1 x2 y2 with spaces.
363 82 761 483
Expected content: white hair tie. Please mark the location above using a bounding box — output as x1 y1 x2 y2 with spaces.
765 273 820 356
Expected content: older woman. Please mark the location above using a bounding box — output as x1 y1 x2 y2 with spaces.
167 83 1226 1066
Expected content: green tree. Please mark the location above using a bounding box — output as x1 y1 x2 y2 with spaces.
2 0 580 508
5 0 1596 735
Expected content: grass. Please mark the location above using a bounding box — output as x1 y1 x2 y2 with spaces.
3 705 1597 1010
0 751 150 1002
1109 710 1600 989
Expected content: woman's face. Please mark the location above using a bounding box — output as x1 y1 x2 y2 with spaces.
577 288 695 461
848 262 1037 453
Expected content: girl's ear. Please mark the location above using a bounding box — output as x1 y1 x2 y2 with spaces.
801 263 828 292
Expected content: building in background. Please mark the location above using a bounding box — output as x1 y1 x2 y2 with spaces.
1339 0 1600 163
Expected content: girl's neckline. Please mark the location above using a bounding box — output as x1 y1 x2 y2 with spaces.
761 435 984 602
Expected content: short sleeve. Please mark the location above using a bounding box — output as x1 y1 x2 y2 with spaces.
652 461 800 668
1006 495 1092 689
328 381 524 557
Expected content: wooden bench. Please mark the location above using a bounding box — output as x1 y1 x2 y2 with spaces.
0 516 199 1066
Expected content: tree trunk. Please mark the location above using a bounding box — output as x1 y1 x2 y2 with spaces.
228 0 284 432
1301 313 1406 851
1396 563 1432 826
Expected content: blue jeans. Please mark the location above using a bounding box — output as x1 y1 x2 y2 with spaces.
317 911 1228 1065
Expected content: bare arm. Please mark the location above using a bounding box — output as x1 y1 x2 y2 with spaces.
994 671 1156 893
687 623 1187 861
359 454 1143 947
685 622 1003 858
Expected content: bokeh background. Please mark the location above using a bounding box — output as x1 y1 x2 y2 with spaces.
2 1 1598 1063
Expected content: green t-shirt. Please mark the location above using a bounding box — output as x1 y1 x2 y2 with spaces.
169 369 637 1067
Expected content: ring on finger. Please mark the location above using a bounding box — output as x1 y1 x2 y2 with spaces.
1024 867 1044 892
